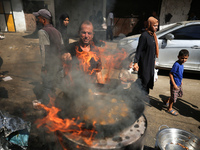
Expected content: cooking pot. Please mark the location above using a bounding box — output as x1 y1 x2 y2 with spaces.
56 91 145 138
155 125 200 150
57 114 147 150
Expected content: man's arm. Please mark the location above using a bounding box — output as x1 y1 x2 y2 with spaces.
38 30 50 68
40 45 45 67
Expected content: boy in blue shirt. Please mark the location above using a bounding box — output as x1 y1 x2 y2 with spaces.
165 49 189 116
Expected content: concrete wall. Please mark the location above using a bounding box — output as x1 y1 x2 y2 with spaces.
159 0 192 25
44 0 55 25
11 0 26 32
55 0 106 37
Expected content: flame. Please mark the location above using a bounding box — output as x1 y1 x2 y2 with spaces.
35 97 97 149
98 41 127 82
63 41 127 83
36 40 128 149
75 45 101 75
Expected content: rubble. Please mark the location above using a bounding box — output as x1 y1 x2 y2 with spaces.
0 111 31 150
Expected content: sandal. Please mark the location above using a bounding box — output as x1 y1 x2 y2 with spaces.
167 109 178 116
163 100 169 107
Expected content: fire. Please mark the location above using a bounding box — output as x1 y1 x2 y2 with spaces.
65 41 128 82
35 41 128 149
75 45 101 75
98 41 127 81
35 97 97 148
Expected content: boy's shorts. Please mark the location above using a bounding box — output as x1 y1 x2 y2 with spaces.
170 85 183 103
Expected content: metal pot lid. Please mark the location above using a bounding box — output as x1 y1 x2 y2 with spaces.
61 114 147 150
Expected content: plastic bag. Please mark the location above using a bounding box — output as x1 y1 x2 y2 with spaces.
154 69 159 82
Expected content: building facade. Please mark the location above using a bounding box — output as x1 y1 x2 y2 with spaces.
0 0 198 36
0 0 26 32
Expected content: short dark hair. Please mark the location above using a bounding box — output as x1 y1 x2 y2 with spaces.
178 49 189 57
78 20 93 33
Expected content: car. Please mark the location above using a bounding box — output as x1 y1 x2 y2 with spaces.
117 20 200 73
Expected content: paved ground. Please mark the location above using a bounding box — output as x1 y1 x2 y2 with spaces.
0 32 200 150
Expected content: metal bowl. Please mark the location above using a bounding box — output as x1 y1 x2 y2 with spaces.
155 126 200 150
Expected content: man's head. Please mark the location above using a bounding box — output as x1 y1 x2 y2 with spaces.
78 20 94 45
178 49 189 64
33 9 51 24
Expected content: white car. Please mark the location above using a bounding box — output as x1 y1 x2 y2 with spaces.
117 21 200 72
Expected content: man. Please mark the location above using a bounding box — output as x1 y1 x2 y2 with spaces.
33 9 64 105
106 12 114 41
62 20 104 84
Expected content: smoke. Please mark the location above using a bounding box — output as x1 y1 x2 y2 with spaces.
55 55 147 139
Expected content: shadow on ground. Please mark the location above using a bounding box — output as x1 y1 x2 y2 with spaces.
148 95 200 123
0 87 8 98
0 71 9 98
23 30 38 39
143 145 155 150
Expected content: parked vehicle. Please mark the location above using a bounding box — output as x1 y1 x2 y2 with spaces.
117 21 200 72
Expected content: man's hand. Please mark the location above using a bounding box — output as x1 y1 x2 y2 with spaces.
133 63 139 71
62 53 72 62
96 71 104 84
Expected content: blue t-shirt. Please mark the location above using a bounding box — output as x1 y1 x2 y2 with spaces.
170 61 184 86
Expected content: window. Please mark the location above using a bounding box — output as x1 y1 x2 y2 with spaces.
172 25 200 40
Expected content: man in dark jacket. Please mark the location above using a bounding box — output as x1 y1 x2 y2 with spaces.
62 20 104 84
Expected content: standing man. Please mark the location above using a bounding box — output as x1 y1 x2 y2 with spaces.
62 20 104 84
106 12 114 41
33 9 64 105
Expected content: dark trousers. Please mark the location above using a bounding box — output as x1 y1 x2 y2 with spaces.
106 26 113 40
40 64 61 104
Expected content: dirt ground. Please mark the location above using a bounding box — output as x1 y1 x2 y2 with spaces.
0 32 200 150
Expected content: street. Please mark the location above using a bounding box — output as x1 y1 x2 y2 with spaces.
0 32 200 149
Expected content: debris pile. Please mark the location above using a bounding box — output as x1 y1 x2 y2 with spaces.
0 111 31 150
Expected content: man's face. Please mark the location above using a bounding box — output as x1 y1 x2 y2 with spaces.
37 16 45 24
79 23 94 45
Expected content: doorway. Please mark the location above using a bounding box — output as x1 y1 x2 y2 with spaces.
0 0 15 32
